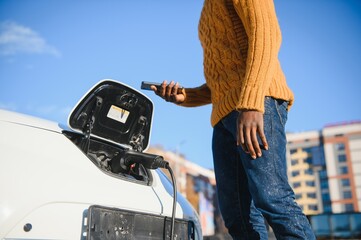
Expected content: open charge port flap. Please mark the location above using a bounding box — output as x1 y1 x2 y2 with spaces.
87 205 195 240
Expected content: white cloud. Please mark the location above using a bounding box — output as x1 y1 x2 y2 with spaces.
0 21 61 57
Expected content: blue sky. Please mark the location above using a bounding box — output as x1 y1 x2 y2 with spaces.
1 0 360 169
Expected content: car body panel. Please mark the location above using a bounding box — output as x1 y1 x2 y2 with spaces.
0 117 172 238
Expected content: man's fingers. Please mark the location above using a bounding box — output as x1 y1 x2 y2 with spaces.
237 111 268 160
159 81 167 96
245 127 257 159
251 126 262 157
166 81 174 95
154 80 185 104
237 124 248 153
163 81 174 102
258 128 269 151
172 82 179 95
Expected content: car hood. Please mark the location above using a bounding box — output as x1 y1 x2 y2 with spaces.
68 79 154 151
0 109 63 133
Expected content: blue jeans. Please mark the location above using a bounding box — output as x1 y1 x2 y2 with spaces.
212 97 315 240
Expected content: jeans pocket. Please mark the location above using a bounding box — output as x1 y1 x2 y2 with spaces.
274 99 288 126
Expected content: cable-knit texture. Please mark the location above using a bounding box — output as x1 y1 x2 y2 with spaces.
180 0 294 127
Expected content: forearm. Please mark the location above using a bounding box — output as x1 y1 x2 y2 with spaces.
178 84 212 107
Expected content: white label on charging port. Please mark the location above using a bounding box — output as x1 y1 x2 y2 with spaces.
107 105 130 123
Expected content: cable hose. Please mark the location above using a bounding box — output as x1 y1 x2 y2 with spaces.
166 165 177 240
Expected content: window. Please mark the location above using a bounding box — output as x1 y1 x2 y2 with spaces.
306 181 315 187
335 143 345 151
291 159 298 166
293 182 301 188
338 154 347 162
309 205 318 211
304 157 313 164
310 146 326 166
292 171 300 177
319 170 328 179
341 179 350 187
343 191 352 199
290 149 297 154
295 194 302 200
193 178 205 192
311 215 330 235
305 168 313 175
339 166 348 175
331 214 349 232
323 205 332 213
321 180 329 189
307 193 317 199
322 192 330 202
345 204 354 212
303 147 313 154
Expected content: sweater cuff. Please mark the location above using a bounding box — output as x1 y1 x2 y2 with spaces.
236 85 266 113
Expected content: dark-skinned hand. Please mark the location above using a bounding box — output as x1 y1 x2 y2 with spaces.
150 80 185 104
237 110 269 159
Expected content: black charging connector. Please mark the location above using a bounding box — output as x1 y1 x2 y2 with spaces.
122 150 168 169
122 150 177 240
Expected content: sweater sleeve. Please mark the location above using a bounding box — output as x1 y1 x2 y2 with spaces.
233 0 282 112
177 84 212 107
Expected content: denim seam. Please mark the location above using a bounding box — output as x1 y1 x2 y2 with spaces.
274 99 285 126
269 100 286 239
269 100 310 239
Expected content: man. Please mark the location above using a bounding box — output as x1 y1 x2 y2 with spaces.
151 0 315 239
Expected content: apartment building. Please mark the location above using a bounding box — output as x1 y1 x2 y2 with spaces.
322 122 361 213
286 130 326 215
286 121 361 215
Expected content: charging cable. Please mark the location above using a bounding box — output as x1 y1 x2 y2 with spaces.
166 164 177 240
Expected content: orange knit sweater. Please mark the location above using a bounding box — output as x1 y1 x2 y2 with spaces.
180 0 294 127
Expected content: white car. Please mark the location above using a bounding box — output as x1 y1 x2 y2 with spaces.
0 79 202 240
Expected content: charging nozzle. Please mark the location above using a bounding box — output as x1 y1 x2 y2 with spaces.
123 150 169 169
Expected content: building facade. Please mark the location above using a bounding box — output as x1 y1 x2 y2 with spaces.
322 122 361 213
286 122 361 215
286 130 326 215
